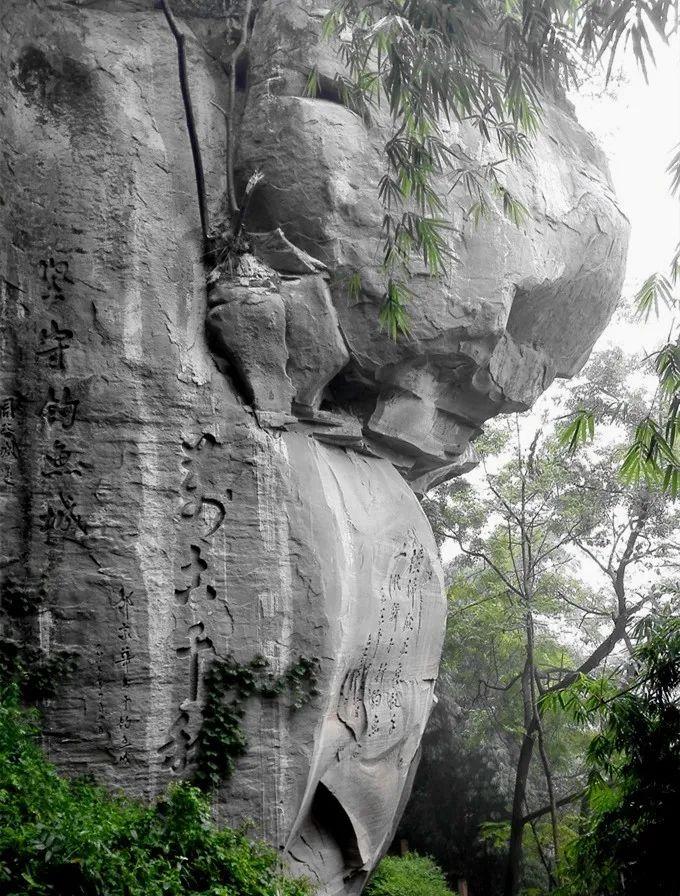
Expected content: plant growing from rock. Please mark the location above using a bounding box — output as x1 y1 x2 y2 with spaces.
194 653 320 789
321 0 678 339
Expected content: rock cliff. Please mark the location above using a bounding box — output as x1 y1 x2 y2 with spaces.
0 1 627 894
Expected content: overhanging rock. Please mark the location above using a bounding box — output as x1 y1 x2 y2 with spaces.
0 2 627 894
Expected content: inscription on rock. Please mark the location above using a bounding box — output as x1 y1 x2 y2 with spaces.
0 3 627 893
39 256 73 302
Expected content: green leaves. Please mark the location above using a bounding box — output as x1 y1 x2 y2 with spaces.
323 0 680 341
304 67 319 98
556 617 680 895
379 278 412 340
346 270 362 301
580 0 676 83
668 142 680 196
670 241 680 285
654 342 680 396
494 184 528 227
559 365 680 497
0 688 312 896
619 417 680 493
322 0 581 337
194 653 320 790
558 409 595 453
633 272 674 321
539 672 618 725
366 853 456 896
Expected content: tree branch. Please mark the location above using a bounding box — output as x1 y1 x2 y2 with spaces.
458 543 524 599
157 0 209 253
226 0 252 214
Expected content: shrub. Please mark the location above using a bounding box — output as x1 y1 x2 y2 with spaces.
365 853 457 896
0 685 311 896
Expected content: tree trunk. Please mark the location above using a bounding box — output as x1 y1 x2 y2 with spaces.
504 725 537 896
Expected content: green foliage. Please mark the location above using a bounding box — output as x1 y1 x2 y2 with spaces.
304 66 319 98
619 417 674 489
0 639 77 705
540 672 619 727
0 578 77 704
322 0 563 335
0 580 43 618
396 695 509 894
560 207 680 496
669 141 680 196
321 0 678 336
365 853 456 896
194 654 320 789
378 278 412 339
556 618 680 895
0 685 311 896
418 403 680 893
558 408 595 453
633 272 674 321
346 270 363 301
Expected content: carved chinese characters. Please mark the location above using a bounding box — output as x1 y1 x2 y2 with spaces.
112 587 135 765
0 397 19 486
160 434 231 775
338 534 434 751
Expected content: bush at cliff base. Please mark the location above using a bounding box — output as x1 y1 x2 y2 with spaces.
365 853 457 896
0 686 310 896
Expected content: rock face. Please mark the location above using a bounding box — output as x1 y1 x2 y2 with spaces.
0 1 627 894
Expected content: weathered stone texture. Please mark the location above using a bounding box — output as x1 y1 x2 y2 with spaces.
0 1 627 894
234 0 628 490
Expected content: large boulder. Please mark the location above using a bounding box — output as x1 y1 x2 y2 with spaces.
230 0 628 491
0 1 626 894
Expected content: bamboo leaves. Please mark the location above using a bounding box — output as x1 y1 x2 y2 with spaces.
322 0 563 338
558 409 595 453
633 272 674 321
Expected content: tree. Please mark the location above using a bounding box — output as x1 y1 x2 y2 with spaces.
423 379 680 893
551 616 680 895
562 262 680 495
395 692 510 894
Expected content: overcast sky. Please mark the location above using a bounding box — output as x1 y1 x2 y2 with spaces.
571 34 680 355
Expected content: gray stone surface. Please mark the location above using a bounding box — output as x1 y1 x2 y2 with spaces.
237 0 629 485
0 1 626 894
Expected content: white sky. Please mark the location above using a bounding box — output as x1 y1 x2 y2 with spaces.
570 34 680 354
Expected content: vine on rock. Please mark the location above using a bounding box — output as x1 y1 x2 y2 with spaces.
194 654 320 790
0 579 77 703
0 638 77 704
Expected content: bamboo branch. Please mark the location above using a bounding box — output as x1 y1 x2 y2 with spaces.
528 817 558 890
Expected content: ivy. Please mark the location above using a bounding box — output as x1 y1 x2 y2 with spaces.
194 654 320 790
0 578 77 705
0 579 43 618
0 638 77 704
